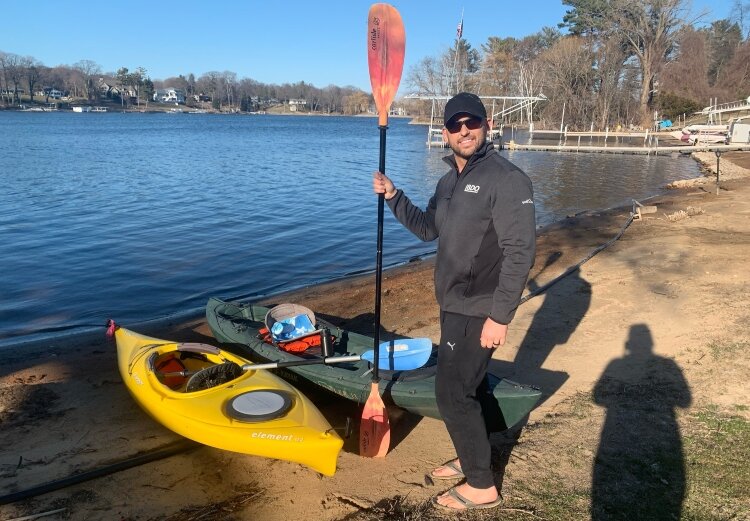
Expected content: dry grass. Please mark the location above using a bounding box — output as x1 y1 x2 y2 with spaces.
337 397 749 521
665 206 705 222
159 484 263 521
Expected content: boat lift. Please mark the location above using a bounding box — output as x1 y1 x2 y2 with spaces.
404 94 547 148
701 96 750 124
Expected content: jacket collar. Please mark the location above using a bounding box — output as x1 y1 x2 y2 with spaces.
442 141 495 175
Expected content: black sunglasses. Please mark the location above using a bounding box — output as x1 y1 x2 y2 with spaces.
445 116 484 133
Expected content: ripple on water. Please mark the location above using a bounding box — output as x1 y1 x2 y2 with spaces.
0 113 701 346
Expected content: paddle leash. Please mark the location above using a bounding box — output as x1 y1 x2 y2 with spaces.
360 2 406 458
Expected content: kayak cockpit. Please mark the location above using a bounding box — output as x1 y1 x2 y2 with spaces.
147 346 242 393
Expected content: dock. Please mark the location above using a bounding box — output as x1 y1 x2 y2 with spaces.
528 129 650 139
503 142 750 155
511 124 750 154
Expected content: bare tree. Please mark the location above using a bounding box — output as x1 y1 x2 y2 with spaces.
730 0 750 39
591 37 629 128
22 57 42 102
320 85 341 113
162 75 189 89
50 66 76 101
0 52 24 104
343 91 370 115
659 26 711 102
0 52 8 104
714 39 750 100
538 36 597 129
562 0 690 126
220 71 237 111
197 71 221 108
612 0 689 125
406 55 450 96
73 59 102 101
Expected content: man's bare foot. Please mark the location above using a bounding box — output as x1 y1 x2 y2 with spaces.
433 483 500 511
429 459 463 479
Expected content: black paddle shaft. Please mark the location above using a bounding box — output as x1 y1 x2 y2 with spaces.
374 124 388 382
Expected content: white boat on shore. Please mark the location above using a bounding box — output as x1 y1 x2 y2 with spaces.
91 106 108 112
73 106 92 113
679 124 728 145
727 117 750 144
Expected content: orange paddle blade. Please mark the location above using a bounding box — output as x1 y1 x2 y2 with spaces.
367 3 406 126
359 381 391 457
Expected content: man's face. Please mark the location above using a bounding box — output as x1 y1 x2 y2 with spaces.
442 113 487 160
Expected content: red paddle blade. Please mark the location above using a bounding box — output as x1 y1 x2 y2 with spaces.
359 382 391 457
367 3 405 126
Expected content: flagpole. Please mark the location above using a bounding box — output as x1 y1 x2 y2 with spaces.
453 8 464 94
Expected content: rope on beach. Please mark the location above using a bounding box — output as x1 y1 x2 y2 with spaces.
4 508 68 521
0 439 199 506
519 205 638 306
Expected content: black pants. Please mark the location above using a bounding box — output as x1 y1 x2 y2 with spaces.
435 311 495 489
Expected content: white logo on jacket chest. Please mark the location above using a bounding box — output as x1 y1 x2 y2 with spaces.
464 184 480 193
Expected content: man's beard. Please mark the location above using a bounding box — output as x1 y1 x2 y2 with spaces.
450 138 482 160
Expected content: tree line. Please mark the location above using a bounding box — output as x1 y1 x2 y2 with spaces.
406 0 750 129
2 0 748 125
0 54 370 114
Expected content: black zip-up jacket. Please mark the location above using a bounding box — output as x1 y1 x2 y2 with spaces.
386 142 536 324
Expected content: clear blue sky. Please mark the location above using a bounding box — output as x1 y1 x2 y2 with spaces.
0 0 736 92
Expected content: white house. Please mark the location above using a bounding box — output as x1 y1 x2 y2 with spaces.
37 88 63 99
154 88 186 104
288 98 307 112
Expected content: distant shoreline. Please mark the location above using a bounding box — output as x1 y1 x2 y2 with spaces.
0 105 414 119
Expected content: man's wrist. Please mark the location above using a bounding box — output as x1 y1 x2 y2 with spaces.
488 315 509 326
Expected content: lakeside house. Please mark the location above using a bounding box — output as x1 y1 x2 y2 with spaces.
97 78 137 102
154 88 186 104
288 98 307 112
34 88 63 99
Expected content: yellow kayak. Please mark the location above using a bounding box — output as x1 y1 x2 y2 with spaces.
111 322 343 476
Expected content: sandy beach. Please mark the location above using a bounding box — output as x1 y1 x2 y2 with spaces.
1 151 749 520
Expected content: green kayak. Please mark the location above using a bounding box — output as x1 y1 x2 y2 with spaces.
206 297 541 431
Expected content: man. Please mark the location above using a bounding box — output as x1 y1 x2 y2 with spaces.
372 92 536 511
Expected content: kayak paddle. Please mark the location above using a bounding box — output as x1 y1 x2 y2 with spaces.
244 337 432 371
159 337 434 378
361 2 405 458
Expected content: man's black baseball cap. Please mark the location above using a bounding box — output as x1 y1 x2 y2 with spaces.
444 92 487 125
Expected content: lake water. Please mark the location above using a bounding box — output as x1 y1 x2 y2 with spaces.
0 112 700 348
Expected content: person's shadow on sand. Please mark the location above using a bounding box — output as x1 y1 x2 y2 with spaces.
591 324 691 520
512 265 590 385
488 256 589 489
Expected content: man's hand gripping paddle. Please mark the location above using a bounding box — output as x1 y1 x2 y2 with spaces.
360 3 406 458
